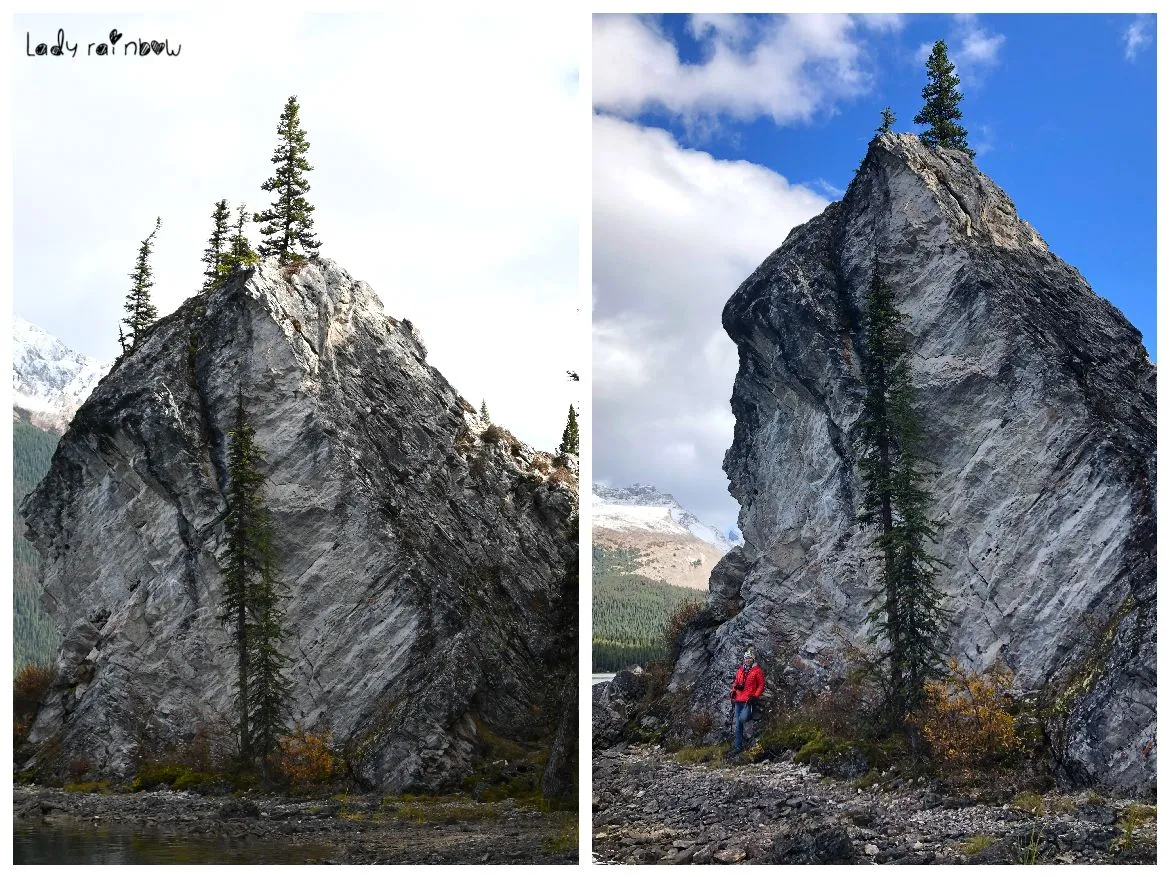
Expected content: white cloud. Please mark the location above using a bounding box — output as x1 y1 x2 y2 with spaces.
1124 16 1152 62
593 13 875 129
915 14 1005 86
593 115 827 530
13 12 580 451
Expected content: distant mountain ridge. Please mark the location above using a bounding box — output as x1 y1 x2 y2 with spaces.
13 316 108 433
592 482 741 553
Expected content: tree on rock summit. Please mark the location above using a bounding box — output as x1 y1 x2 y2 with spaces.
913 40 975 157
255 95 321 265
201 199 232 290
220 204 259 279
122 217 161 349
558 404 579 456
877 106 896 135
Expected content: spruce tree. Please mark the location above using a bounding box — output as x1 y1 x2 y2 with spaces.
219 400 288 766
255 96 321 265
123 217 161 348
480 400 491 423
913 41 974 156
558 405 579 456
220 204 259 279
202 200 232 290
855 267 949 725
877 106 896 135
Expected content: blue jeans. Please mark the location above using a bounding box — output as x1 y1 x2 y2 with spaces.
733 702 752 752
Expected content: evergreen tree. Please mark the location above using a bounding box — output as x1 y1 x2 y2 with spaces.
558 405 579 456
480 400 491 423
202 199 232 289
855 267 949 725
255 96 321 264
219 400 288 766
117 324 128 355
877 106 896 135
220 204 259 279
913 40 974 156
123 218 161 348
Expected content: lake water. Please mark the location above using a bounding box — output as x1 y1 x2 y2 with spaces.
12 822 333 865
592 673 615 685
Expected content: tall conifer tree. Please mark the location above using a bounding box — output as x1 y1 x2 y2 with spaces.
123 217 161 348
219 400 288 767
877 106 896 135
856 267 949 724
558 405 579 456
255 96 321 264
202 200 232 289
913 40 974 156
221 204 259 279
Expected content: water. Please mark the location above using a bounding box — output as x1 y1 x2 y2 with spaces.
12 822 334 865
592 673 615 685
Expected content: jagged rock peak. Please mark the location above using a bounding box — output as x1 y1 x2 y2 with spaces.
673 135 1155 797
21 256 578 794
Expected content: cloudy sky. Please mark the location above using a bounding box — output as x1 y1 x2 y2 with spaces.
592 12 1156 535
12 12 581 452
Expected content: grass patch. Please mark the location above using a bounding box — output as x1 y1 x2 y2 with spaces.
1011 791 1045 815
960 835 996 856
674 743 729 764
63 779 112 794
542 819 578 854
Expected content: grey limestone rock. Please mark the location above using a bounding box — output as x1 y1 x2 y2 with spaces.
672 134 1155 796
21 257 578 793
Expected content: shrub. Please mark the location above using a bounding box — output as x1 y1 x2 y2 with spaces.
1011 791 1045 815
662 602 703 663
66 755 92 781
14 663 55 741
481 424 506 444
675 743 729 764
277 723 338 789
916 659 1021 774
961 835 996 856
131 763 187 791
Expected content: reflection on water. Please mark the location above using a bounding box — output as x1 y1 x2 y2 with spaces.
13 822 334 865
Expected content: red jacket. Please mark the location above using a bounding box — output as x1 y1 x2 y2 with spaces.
730 663 765 703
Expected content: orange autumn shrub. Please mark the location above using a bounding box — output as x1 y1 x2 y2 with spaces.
277 723 337 788
917 658 1021 773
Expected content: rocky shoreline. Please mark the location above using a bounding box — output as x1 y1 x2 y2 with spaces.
592 745 1155 865
14 785 576 865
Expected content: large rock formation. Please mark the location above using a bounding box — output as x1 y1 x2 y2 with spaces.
21 258 578 793
672 134 1155 796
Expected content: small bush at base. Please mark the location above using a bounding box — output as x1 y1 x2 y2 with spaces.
961 835 996 856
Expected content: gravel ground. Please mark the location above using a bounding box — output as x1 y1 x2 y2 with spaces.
14 785 577 865
592 744 1155 865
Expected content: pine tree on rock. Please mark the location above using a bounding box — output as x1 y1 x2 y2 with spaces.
220 204 259 279
855 267 949 726
558 405 579 456
201 200 232 290
122 217 161 348
913 40 974 156
219 400 288 767
255 96 321 265
480 400 491 423
877 106 896 135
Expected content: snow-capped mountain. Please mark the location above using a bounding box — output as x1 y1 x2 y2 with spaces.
592 483 741 553
13 316 109 433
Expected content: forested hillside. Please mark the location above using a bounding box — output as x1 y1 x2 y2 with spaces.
593 545 702 672
14 418 60 671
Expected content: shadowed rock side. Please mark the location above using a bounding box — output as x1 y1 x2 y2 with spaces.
21 258 578 794
671 134 1155 796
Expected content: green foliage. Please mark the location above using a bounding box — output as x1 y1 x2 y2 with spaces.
961 835 996 856
558 405 579 456
674 743 729 764
479 399 490 423
219 204 259 279
219 401 289 769
855 267 949 721
877 106 896 134
123 217 161 348
913 40 975 156
592 546 699 672
202 199 232 289
255 95 321 264
63 779 112 794
13 419 61 671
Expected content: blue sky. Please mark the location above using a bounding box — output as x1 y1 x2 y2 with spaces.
593 12 1156 532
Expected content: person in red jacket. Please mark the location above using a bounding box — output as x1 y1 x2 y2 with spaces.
729 647 765 755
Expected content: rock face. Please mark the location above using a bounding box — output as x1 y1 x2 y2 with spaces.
672 134 1155 796
21 258 578 793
